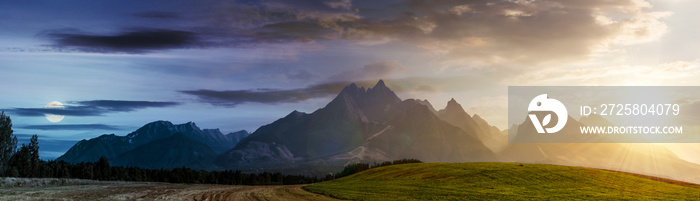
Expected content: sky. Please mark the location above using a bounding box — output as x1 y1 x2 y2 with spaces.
1 0 699 160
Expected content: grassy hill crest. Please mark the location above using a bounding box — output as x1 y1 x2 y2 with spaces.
304 162 700 200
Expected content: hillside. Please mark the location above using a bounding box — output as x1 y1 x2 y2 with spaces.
304 163 700 200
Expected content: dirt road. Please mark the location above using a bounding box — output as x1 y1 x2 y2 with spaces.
0 182 341 201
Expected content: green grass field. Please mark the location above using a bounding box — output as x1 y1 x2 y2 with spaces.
303 163 700 200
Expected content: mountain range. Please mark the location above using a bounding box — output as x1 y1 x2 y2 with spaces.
57 80 503 173
215 80 500 174
56 80 700 183
56 121 249 169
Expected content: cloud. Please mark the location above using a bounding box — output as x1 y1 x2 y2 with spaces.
6 100 179 117
73 100 180 112
133 11 180 19
180 82 354 106
202 0 669 65
16 124 121 131
45 29 201 53
255 21 337 42
180 75 489 107
9 107 103 117
384 0 670 65
179 59 501 107
507 60 700 86
33 0 668 64
326 60 407 82
181 60 410 107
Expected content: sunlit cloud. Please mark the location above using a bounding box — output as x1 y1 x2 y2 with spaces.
506 60 700 86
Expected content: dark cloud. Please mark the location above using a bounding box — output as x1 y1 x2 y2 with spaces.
255 21 336 42
46 29 201 53
9 107 104 117
201 0 667 64
181 81 381 106
133 11 180 19
6 100 179 117
326 60 406 82
286 70 316 81
33 0 666 64
180 73 505 107
73 100 180 112
180 75 482 106
16 124 121 131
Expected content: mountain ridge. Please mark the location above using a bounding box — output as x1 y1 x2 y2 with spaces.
57 121 250 167
216 80 500 174
59 80 503 175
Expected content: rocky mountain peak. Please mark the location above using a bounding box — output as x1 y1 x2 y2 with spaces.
443 98 468 116
373 79 387 89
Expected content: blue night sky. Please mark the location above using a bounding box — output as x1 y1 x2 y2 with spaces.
2 0 699 159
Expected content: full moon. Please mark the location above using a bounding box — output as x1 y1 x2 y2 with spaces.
45 101 65 123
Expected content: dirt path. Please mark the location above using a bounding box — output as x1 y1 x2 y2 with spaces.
171 185 341 201
0 182 341 201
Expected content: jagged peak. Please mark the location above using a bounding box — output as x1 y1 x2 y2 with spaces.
414 99 438 114
367 79 401 102
149 120 173 125
414 98 430 104
136 120 173 131
445 98 463 110
339 82 365 95
228 130 249 135
96 133 118 139
368 79 392 92
172 121 201 132
375 79 386 88
447 98 457 104
326 80 401 115
286 110 307 118
441 98 469 116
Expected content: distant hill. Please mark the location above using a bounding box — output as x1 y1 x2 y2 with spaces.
56 121 250 169
305 162 700 200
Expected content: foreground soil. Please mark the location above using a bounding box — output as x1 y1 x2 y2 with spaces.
0 182 341 201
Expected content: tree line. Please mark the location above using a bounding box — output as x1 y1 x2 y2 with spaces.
334 158 422 179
